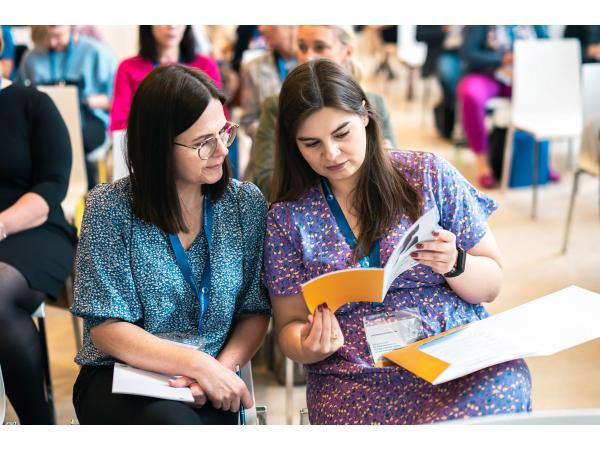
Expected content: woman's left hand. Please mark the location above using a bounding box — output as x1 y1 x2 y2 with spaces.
410 229 459 275
169 375 207 407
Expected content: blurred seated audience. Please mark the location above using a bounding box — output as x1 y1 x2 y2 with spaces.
564 25 600 63
1 25 15 79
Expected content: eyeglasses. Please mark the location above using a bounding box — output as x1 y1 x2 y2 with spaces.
174 121 239 160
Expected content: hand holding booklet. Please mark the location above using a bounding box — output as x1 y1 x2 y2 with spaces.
301 207 440 314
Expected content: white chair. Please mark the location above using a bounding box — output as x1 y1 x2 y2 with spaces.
562 63 600 253
452 409 600 425
110 130 129 182
36 85 88 223
397 25 428 101
501 39 583 219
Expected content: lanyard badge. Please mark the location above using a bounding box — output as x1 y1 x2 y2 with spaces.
363 309 424 367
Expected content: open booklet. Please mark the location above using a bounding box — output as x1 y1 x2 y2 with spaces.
383 285 600 384
301 207 440 314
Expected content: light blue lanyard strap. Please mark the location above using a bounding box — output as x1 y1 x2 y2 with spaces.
49 34 74 84
169 193 213 333
321 178 382 306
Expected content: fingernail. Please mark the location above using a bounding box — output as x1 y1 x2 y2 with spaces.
416 243 424 249
323 303 329 309
168 378 177 383
411 252 418 257
432 230 439 237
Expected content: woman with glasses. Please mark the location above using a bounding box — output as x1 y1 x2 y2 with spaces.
71 64 270 425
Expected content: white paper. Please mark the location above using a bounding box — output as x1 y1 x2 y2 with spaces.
417 286 600 384
382 207 440 295
112 363 194 402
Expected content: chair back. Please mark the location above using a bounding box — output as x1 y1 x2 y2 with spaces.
397 25 427 67
512 39 582 126
582 63 600 121
111 130 129 182
37 85 87 222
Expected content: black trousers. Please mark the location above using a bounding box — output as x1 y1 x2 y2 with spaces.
73 365 238 425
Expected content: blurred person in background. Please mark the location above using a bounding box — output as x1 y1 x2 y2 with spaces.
17 25 117 189
239 25 298 138
110 25 224 132
457 25 548 189
249 25 396 200
0 32 76 424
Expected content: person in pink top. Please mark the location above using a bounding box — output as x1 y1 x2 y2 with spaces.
110 25 224 132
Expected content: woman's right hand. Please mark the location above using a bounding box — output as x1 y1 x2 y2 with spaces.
299 305 344 362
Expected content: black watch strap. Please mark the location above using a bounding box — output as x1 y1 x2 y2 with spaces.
444 246 466 278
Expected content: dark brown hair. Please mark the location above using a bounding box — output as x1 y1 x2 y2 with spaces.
139 26 197 63
272 59 423 260
126 64 230 234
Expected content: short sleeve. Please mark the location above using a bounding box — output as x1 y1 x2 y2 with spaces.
235 182 271 316
262 202 305 297
71 183 142 327
429 154 498 251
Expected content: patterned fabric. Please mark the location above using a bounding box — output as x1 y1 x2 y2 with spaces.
72 177 271 366
263 150 532 424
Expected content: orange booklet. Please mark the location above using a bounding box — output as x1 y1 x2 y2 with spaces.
301 208 439 314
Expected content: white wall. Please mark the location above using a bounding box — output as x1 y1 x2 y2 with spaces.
96 25 138 61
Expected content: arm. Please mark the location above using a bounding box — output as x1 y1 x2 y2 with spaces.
412 226 503 304
217 315 270 371
109 61 134 132
252 95 278 199
1 91 71 236
461 26 503 72
272 294 343 364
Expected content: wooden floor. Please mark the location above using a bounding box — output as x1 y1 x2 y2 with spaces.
4 46 600 424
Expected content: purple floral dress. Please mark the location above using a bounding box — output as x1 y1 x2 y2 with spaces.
263 151 532 424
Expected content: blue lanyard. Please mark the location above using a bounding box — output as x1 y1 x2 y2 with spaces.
168 193 214 333
321 178 380 269
49 34 74 84
275 54 294 82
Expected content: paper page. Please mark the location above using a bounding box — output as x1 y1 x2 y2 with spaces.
383 207 439 294
413 286 600 384
112 363 194 402
418 323 535 384
473 285 600 356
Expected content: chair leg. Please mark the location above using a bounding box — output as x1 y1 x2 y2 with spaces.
64 275 82 351
36 317 56 424
562 170 582 254
285 357 294 425
532 139 539 220
501 127 515 193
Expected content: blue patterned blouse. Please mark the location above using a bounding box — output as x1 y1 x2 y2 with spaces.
72 177 271 366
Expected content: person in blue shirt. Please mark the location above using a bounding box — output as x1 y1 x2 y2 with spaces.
1 26 15 79
17 25 117 189
70 64 271 425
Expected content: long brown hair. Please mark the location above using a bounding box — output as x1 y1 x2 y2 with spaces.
272 59 423 261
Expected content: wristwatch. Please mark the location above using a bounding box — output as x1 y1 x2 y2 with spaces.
444 246 466 278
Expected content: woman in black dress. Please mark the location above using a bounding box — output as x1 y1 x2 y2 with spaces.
0 33 76 424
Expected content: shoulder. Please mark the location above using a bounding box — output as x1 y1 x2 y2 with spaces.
262 93 279 111
223 179 268 213
389 150 459 188
267 188 317 225
10 84 58 115
85 177 133 221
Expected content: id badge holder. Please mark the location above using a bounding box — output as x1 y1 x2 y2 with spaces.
363 309 424 367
